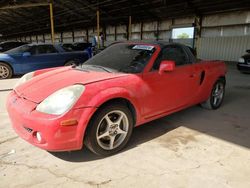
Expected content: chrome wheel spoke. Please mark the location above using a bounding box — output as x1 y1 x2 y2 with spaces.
117 126 127 135
105 115 114 126
0 66 9 79
109 135 116 149
212 83 224 107
96 110 129 150
115 113 124 125
213 96 218 105
97 129 109 139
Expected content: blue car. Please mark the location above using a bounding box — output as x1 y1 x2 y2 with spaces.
0 43 91 79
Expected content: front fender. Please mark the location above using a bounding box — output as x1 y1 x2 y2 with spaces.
77 87 143 124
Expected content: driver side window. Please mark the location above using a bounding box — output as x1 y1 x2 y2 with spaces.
153 45 189 70
32 45 58 55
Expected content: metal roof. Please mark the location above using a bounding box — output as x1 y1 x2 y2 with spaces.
0 0 249 38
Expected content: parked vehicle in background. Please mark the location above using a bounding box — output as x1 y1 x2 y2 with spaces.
61 43 75 51
73 42 92 51
7 42 227 156
0 41 27 52
237 49 250 73
62 42 92 51
0 43 90 79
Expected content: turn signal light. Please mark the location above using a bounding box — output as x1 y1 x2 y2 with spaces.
60 119 78 126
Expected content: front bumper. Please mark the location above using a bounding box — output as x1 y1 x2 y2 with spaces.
237 63 250 73
6 91 96 151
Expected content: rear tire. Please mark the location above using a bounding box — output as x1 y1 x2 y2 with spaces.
201 79 225 110
0 62 13 79
85 103 134 156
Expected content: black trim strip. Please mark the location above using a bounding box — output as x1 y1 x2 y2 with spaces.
0 89 13 92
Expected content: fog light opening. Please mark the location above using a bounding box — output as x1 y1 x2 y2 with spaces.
34 132 42 143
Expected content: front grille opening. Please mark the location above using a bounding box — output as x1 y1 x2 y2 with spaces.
23 126 33 133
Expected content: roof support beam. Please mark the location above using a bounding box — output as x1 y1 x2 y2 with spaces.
0 3 49 10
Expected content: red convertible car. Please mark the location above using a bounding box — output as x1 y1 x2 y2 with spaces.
6 42 227 156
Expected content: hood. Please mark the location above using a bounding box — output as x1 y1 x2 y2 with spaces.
15 67 127 103
0 53 10 58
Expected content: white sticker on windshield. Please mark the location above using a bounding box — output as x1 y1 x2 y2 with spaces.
132 45 154 51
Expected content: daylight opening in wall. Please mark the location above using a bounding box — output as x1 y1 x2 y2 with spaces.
171 27 195 47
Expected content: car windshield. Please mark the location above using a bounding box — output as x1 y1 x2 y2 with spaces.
5 44 31 55
82 43 156 73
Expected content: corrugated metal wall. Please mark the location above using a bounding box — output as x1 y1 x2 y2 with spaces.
197 36 250 61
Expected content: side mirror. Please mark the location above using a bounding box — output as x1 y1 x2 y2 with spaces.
159 60 175 74
23 52 31 57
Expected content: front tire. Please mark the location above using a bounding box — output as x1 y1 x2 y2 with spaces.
201 79 225 110
85 103 134 156
0 62 13 79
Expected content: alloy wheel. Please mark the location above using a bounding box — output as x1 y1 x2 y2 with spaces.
0 65 10 79
96 110 129 150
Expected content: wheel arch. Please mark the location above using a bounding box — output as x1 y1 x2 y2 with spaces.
0 61 14 74
80 97 138 150
218 75 226 85
95 97 137 126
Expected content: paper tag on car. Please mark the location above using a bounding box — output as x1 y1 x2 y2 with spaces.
132 45 154 51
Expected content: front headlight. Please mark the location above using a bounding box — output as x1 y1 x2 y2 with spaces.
238 58 245 63
36 85 85 115
14 72 34 88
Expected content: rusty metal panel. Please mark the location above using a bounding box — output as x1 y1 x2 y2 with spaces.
116 25 126 34
74 37 86 42
37 35 43 42
74 30 87 42
106 35 115 42
132 23 141 32
197 36 250 61
116 34 126 40
202 28 222 37
158 31 171 40
202 26 247 37
143 21 157 31
174 17 194 25
62 32 73 43
142 32 155 40
203 11 250 27
106 26 115 34
31 35 36 42
74 30 86 37
158 20 171 31
131 33 140 40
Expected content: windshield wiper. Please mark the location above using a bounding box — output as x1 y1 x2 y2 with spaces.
75 66 90 72
87 65 114 73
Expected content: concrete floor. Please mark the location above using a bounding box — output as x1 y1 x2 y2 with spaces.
0 65 250 188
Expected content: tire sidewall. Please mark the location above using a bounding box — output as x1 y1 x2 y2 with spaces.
85 104 134 156
209 80 225 109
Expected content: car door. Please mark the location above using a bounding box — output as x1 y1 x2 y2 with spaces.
142 45 199 118
21 44 64 73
